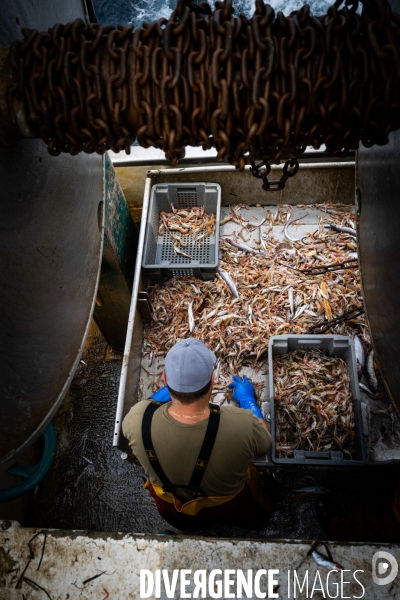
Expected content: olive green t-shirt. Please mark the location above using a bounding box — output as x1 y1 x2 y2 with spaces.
122 401 271 498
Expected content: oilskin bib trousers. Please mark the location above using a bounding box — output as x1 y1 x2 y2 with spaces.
141 401 273 530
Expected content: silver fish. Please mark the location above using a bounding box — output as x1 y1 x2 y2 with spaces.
291 486 332 498
218 267 239 298
260 234 269 252
292 304 308 320
288 287 294 316
80 455 93 465
225 238 265 254
188 301 195 332
284 214 308 242
161 305 170 322
329 224 357 238
353 335 365 378
215 358 221 382
250 217 266 227
311 547 344 571
205 308 217 320
359 381 374 395
366 350 378 393
295 542 343 573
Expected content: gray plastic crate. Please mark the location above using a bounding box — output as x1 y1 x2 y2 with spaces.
142 182 221 282
268 334 366 466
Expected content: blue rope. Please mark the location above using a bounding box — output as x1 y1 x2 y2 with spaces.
0 423 57 502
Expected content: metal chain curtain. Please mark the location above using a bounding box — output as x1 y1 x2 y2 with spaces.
8 0 400 190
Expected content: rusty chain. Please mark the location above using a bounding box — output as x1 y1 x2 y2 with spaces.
6 0 400 190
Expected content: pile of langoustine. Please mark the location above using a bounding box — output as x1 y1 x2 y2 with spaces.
158 205 216 259
143 203 371 395
273 348 355 459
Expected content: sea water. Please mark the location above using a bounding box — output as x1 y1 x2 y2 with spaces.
92 0 335 28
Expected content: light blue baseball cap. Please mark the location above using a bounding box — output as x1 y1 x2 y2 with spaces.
165 338 216 393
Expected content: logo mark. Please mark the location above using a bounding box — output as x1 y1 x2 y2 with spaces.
372 551 398 586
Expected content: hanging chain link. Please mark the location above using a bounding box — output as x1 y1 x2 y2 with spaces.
6 0 400 190
250 156 300 191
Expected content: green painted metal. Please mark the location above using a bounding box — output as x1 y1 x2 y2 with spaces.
94 154 139 350
103 153 138 288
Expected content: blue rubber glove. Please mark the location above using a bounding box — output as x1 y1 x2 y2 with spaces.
149 385 171 403
228 375 263 419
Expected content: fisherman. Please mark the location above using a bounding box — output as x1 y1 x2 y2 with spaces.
122 338 274 531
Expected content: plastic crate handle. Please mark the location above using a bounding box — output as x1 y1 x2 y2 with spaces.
304 451 334 459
